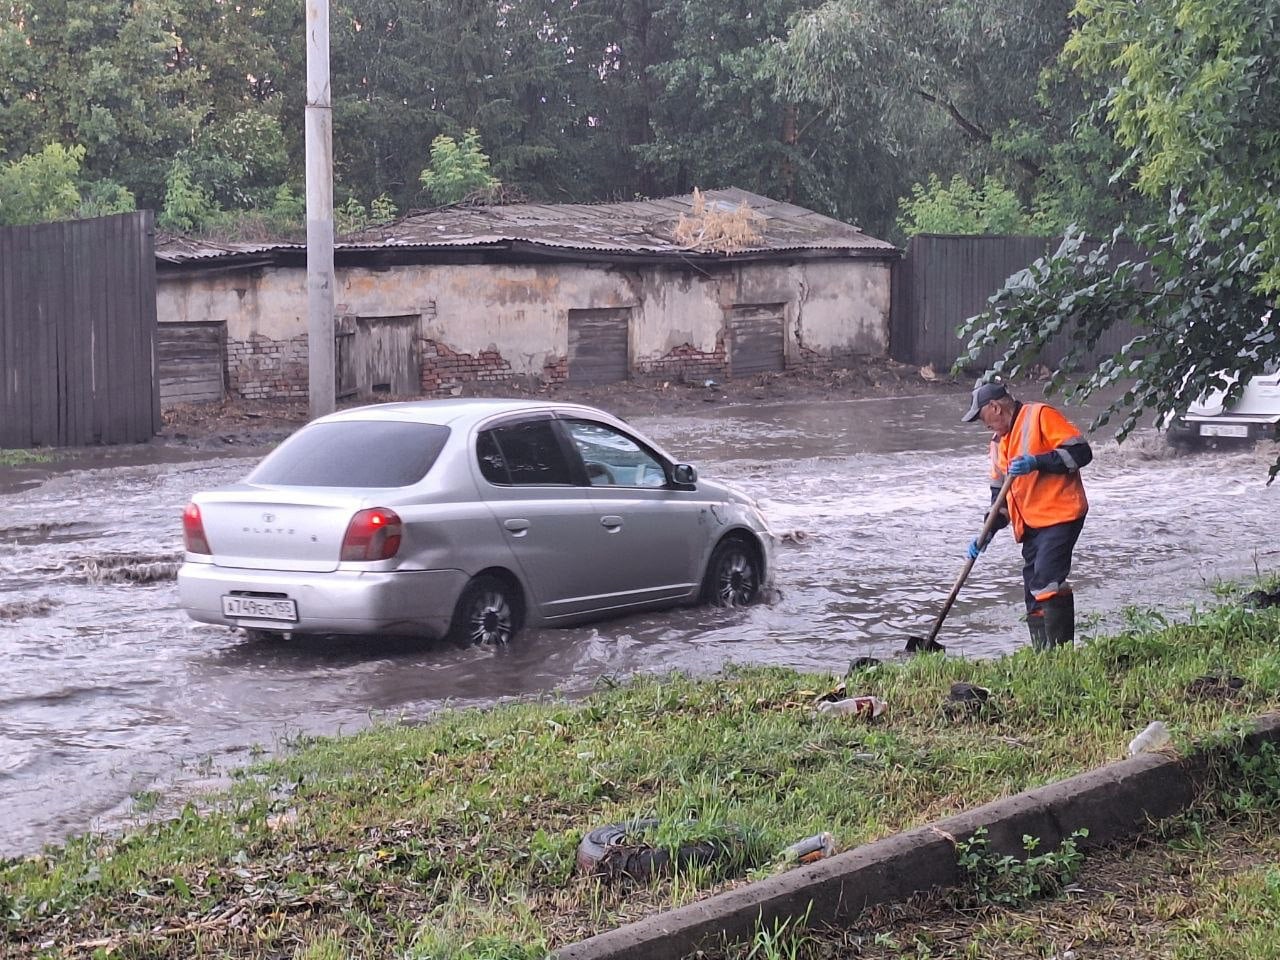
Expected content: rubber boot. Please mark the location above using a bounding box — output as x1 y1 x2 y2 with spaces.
1027 610 1049 651
1042 590 1075 648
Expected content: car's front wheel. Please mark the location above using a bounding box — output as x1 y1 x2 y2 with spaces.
448 575 521 645
701 537 763 607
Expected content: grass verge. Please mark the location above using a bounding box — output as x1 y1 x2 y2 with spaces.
0 449 53 467
741 741 1280 959
4 601 1280 958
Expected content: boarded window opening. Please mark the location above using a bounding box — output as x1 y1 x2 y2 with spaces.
336 314 420 399
727 304 786 376
568 307 631 385
157 320 225 406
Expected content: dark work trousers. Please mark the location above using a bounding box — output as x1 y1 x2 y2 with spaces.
1020 517 1086 613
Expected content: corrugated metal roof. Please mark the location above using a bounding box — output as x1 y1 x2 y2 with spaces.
156 188 896 266
154 234 304 264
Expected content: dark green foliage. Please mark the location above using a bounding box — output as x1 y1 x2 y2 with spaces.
0 0 1265 286
958 0 1280 479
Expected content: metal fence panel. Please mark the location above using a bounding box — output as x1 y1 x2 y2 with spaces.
891 234 1146 372
0 212 157 448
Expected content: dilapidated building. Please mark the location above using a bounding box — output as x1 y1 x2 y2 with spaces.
155 188 898 405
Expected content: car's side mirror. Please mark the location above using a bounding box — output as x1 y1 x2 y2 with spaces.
672 463 697 487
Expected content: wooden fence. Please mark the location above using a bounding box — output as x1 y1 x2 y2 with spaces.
890 233 1145 372
0 212 159 448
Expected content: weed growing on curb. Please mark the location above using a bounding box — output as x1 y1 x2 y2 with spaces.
953 826 1087 906
723 904 815 960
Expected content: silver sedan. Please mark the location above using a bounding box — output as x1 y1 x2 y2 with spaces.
177 399 773 644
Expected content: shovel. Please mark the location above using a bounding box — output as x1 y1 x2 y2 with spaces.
905 473 1016 654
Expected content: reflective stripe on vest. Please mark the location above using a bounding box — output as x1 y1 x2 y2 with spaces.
999 403 1088 540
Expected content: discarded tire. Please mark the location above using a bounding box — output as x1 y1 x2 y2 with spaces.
1185 674 1246 701
941 682 998 722
948 682 990 703
1244 588 1280 609
575 818 737 883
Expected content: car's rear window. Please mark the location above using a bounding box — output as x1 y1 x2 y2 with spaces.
247 421 451 487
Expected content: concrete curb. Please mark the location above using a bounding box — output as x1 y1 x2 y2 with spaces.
554 714 1280 960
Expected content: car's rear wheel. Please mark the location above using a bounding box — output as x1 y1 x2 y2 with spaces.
701 537 762 607
449 575 521 645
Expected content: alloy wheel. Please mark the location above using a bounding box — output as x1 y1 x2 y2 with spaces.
463 587 515 644
714 548 759 606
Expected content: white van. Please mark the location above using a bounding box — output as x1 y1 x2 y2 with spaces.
1165 367 1280 445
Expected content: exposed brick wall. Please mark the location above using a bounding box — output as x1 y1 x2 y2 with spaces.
542 355 568 385
636 338 728 382
227 333 309 400
792 338 863 375
419 338 515 396
792 341 834 374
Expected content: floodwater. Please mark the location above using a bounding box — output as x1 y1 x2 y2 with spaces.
1 389 1276 855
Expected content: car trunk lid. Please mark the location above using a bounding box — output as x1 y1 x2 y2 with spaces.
195 487 366 572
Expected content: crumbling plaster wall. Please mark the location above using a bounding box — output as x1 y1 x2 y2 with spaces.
156 257 890 398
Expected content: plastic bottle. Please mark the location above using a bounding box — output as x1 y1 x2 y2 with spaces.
1127 721 1171 756
781 832 836 864
816 696 887 718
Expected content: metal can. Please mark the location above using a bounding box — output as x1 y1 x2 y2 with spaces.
781 831 836 864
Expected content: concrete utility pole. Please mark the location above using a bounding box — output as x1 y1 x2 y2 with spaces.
305 0 335 418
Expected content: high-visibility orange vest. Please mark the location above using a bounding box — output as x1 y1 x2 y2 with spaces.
989 403 1089 541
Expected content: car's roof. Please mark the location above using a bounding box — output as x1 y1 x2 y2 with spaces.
316 398 613 429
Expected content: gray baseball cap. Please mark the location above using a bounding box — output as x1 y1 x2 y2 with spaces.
961 382 1008 422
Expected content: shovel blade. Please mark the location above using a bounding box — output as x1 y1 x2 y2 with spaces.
905 635 946 654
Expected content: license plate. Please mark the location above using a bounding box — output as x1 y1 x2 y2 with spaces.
1200 423 1249 438
222 595 298 622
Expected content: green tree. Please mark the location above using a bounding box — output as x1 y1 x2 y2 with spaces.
0 143 85 225
326 0 608 208
958 0 1280 470
419 130 500 205
769 0 1123 237
1065 0 1280 293
0 0 296 210
185 110 292 209
158 159 220 232
76 179 136 219
635 0 816 204
897 174 1032 236
335 192 398 235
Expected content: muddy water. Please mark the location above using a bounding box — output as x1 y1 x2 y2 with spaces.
1 390 1276 855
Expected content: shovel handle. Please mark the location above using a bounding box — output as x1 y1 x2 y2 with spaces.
924 473 1016 646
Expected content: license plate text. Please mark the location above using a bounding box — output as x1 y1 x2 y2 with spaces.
1200 423 1249 438
222 595 298 622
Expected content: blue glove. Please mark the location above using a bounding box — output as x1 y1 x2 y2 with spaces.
1008 454 1038 476
966 539 982 561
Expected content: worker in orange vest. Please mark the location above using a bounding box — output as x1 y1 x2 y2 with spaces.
962 381 1092 649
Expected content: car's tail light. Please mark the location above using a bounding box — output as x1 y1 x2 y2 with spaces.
340 508 402 561
183 502 211 555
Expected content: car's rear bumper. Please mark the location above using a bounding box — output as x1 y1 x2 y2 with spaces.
177 561 466 638
1170 413 1280 442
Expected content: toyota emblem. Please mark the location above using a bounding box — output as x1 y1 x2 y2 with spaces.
262 512 276 523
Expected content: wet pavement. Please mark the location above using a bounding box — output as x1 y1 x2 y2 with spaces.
1 388 1277 855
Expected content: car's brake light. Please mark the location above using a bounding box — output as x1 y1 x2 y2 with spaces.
183 502 211 555
340 508 402 561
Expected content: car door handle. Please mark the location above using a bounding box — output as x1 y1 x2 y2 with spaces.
601 515 623 531
503 519 530 537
